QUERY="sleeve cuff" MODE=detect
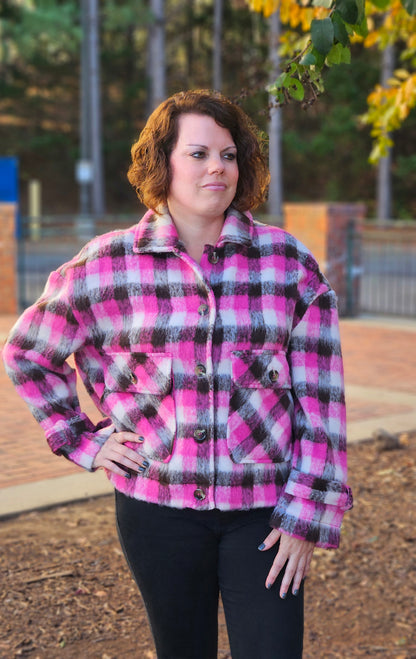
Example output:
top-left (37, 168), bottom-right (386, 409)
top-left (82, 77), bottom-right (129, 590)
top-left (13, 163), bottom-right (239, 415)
top-left (44, 415), bottom-right (115, 471)
top-left (270, 487), bottom-right (353, 549)
top-left (284, 467), bottom-right (353, 511)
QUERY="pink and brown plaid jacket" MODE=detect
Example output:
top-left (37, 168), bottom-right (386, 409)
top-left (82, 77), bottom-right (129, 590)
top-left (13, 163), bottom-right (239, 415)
top-left (3, 208), bottom-right (352, 547)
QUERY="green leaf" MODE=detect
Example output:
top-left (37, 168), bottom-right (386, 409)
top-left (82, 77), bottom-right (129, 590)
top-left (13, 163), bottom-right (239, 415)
top-left (326, 43), bottom-right (342, 65)
top-left (310, 48), bottom-right (326, 68)
top-left (275, 90), bottom-right (286, 105)
top-left (332, 11), bottom-right (350, 45)
top-left (326, 42), bottom-right (351, 65)
top-left (340, 45), bottom-right (351, 63)
top-left (311, 18), bottom-right (335, 55)
top-left (355, 0), bottom-right (366, 22)
top-left (370, 0), bottom-right (392, 8)
top-left (286, 77), bottom-right (305, 101)
top-left (273, 71), bottom-right (291, 88)
top-left (401, 0), bottom-right (416, 14)
top-left (336, 0), bottom-right (359, 24)
top-left (353, 16), bottom-right (369, 37)
top-left (300, 52), bottom-right (317, 66)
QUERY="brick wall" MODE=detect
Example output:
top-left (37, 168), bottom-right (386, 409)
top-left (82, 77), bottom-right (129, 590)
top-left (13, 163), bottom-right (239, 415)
top-left (284, 203), bottom-right (365, 316)
top-left (0, 203), bottom-right (18, 315)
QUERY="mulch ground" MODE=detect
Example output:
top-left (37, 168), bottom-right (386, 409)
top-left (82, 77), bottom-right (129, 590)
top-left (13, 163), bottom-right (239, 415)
top-left (1, 432), bottom-right (415, 659)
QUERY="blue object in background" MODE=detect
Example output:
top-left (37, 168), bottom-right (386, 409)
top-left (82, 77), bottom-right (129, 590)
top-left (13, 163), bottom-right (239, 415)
top-left (0, 156), bottom-right (20, 237)
top-left (0, 157), bottom-right (19, 202)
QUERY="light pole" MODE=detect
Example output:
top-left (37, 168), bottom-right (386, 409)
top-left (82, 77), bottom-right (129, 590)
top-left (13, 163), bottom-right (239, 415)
top-left (78, 0), bottom-right (105, 220)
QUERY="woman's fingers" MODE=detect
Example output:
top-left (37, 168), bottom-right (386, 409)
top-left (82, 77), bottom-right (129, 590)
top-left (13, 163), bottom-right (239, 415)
top-left (93, 432), bottom-right (146, 476)
top-left (258, 528), bottom-right (281, 550)
top-left (259, 530), bottom-right (315, 598)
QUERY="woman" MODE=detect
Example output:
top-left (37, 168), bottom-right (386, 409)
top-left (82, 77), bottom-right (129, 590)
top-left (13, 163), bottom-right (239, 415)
top-left (3, 90), bottom-right (352, 658)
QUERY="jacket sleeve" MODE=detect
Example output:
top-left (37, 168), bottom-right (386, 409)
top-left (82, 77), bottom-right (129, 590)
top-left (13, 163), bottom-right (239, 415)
top-left (270, 276), bottom-right (353, 548)
top-left (2, 265), bottom-right (114, 471)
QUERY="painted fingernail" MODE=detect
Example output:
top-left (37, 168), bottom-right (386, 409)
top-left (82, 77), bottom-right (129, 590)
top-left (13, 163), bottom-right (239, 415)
top-left (142, 460), bottom-right (149, 468)
top-left (124, 472), bottom-right (131, 479)
top-left (138, 435), bottom-right (145, 442)
top-left (258, 543), bottom-right (266, 551)
top-left (293, 589), bottom-right (299, 597)
top-left (138, 466), bottom-right (146, 473)
top-left (266, 583), bottom-right (272, 590)
top-left (281, 592), bottom-right (287, 600)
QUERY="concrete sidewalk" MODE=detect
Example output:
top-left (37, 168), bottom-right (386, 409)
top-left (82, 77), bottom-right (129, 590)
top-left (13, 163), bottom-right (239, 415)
top-left (1, 314), bottom-right (415, 518)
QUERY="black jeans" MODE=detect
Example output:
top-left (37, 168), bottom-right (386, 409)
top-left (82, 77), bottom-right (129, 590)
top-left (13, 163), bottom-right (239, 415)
top-left (115, 492), bottom-right (304, 659)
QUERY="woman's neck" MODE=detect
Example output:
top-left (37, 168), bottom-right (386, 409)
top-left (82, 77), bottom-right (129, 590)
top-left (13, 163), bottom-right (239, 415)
top-left (169, 209), bottom-right (225, 264)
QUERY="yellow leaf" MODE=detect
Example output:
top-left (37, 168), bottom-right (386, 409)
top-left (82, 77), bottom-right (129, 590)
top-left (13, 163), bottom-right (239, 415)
top-left (363, 32), bottom-right (379, 48)
top-left (395, 69), bottom-right (410, 80)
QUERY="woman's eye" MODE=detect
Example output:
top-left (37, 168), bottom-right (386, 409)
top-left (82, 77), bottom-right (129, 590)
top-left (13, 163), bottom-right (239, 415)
top-left (191, 151), bottom-right (206, 159)
top-left (223, 152), bottom-right (236, 161)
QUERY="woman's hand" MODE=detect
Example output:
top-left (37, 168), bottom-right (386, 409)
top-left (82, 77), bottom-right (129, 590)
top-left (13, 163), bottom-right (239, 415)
top-left (93, 432), bottom-right (147, 478)
top-left (259, 530), bottom-right (315, 599)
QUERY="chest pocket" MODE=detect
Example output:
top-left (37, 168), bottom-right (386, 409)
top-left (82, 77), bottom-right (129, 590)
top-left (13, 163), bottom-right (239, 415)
top-left (227, 350), bottom-right (293, 463)
top-left (101, 351), bottom-right (175, 462)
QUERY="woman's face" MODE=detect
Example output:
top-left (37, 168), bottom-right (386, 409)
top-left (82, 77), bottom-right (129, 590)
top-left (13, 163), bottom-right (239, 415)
top-left (167, 113), bottom-right (239, 224)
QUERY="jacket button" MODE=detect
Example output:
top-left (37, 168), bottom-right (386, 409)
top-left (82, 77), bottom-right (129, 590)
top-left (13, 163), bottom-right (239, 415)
top-left (198, 303), bottom-right (209, 316)
top-left (269, 369), bottom-right (279, 383)
top-left (129, 372), bottom-right (138, 384)
top-left (195, 364), bottom-right (206, 376)
top-left (194, 488), bottom-right (206, 501)
top-left (194, 428), bottom-right (207, 442)
top-left (209, 251), bottom-right (219, 264)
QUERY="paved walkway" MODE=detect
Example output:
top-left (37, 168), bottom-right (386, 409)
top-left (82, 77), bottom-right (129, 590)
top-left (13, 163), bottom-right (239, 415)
top-left (1, 314), bottom-right (415, 517)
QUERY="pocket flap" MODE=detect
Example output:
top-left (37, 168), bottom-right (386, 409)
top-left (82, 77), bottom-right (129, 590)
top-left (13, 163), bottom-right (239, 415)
top-left (105, 351), bottom-right (172, 395)
top-left (231, 350), bottom-right (291, 389)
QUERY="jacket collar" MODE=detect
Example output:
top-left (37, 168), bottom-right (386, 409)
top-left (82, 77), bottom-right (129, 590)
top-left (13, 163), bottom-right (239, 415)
top-left (133, 207), bottom-right (253, 254)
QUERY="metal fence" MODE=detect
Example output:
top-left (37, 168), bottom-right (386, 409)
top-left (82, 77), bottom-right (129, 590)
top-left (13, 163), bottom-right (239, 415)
top-left (17, 214), bottom-right (139, 309)
top-left (16, 215), bottom-right (416, 318)
top-left (358, 224), bottom-right (416, 318)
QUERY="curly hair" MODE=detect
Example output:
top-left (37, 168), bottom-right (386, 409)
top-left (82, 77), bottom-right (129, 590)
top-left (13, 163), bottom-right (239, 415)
top-left (127, 90), bottom-right (270, 213)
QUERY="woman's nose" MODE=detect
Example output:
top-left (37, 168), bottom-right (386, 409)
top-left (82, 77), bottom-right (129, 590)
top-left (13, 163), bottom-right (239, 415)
top-left (208, 155), bottom-right (224, 173)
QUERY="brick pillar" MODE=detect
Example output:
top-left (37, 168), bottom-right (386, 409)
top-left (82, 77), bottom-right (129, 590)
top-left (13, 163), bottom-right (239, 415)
top-left (0, 203), bottom-right (18, 314)
top-left (284, 203), bottom-right (365, 316)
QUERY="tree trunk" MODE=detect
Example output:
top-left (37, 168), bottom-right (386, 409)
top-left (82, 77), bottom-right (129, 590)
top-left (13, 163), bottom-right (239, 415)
top-left (268, 10), bottom-right (283, 222)
top-left (376, 43), bottom-right (394, 222)
top-left (213, 0), bottom-right (223, 91)
top-left (87, 0), bottom-right (105, 216)
top-left (149, 0), bottom-right (166, 111)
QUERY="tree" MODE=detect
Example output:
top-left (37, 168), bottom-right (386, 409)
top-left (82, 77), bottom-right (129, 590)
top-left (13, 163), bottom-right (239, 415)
top-left (1, 0), bottom-right (414, 216)
top-left (213, 0), bottom-right (223, 90)
top-left (376, 43), bottom-right (394, 221)
top-left (268, 11), bottom-right (283, 218)
top-left (247, 0), bottom-right (416, 163)
top-left (149, 0), bottom-right (166, 110)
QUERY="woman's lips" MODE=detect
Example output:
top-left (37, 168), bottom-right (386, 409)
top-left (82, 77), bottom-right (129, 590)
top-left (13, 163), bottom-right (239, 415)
top-left (202, 182), bottom-right (227, 190)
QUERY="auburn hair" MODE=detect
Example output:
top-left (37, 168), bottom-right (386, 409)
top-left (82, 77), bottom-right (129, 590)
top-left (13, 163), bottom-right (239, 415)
top-left (127, 90), bottom-right (270, 212)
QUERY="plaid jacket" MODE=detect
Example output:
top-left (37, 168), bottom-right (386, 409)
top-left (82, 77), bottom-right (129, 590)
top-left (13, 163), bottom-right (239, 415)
top-left (3, 208), bottom-right (352, 548)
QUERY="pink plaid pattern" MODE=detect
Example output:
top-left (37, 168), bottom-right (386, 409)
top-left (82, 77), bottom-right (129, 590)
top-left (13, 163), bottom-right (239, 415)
top-left (3, 208), bottom-right (352, 548)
